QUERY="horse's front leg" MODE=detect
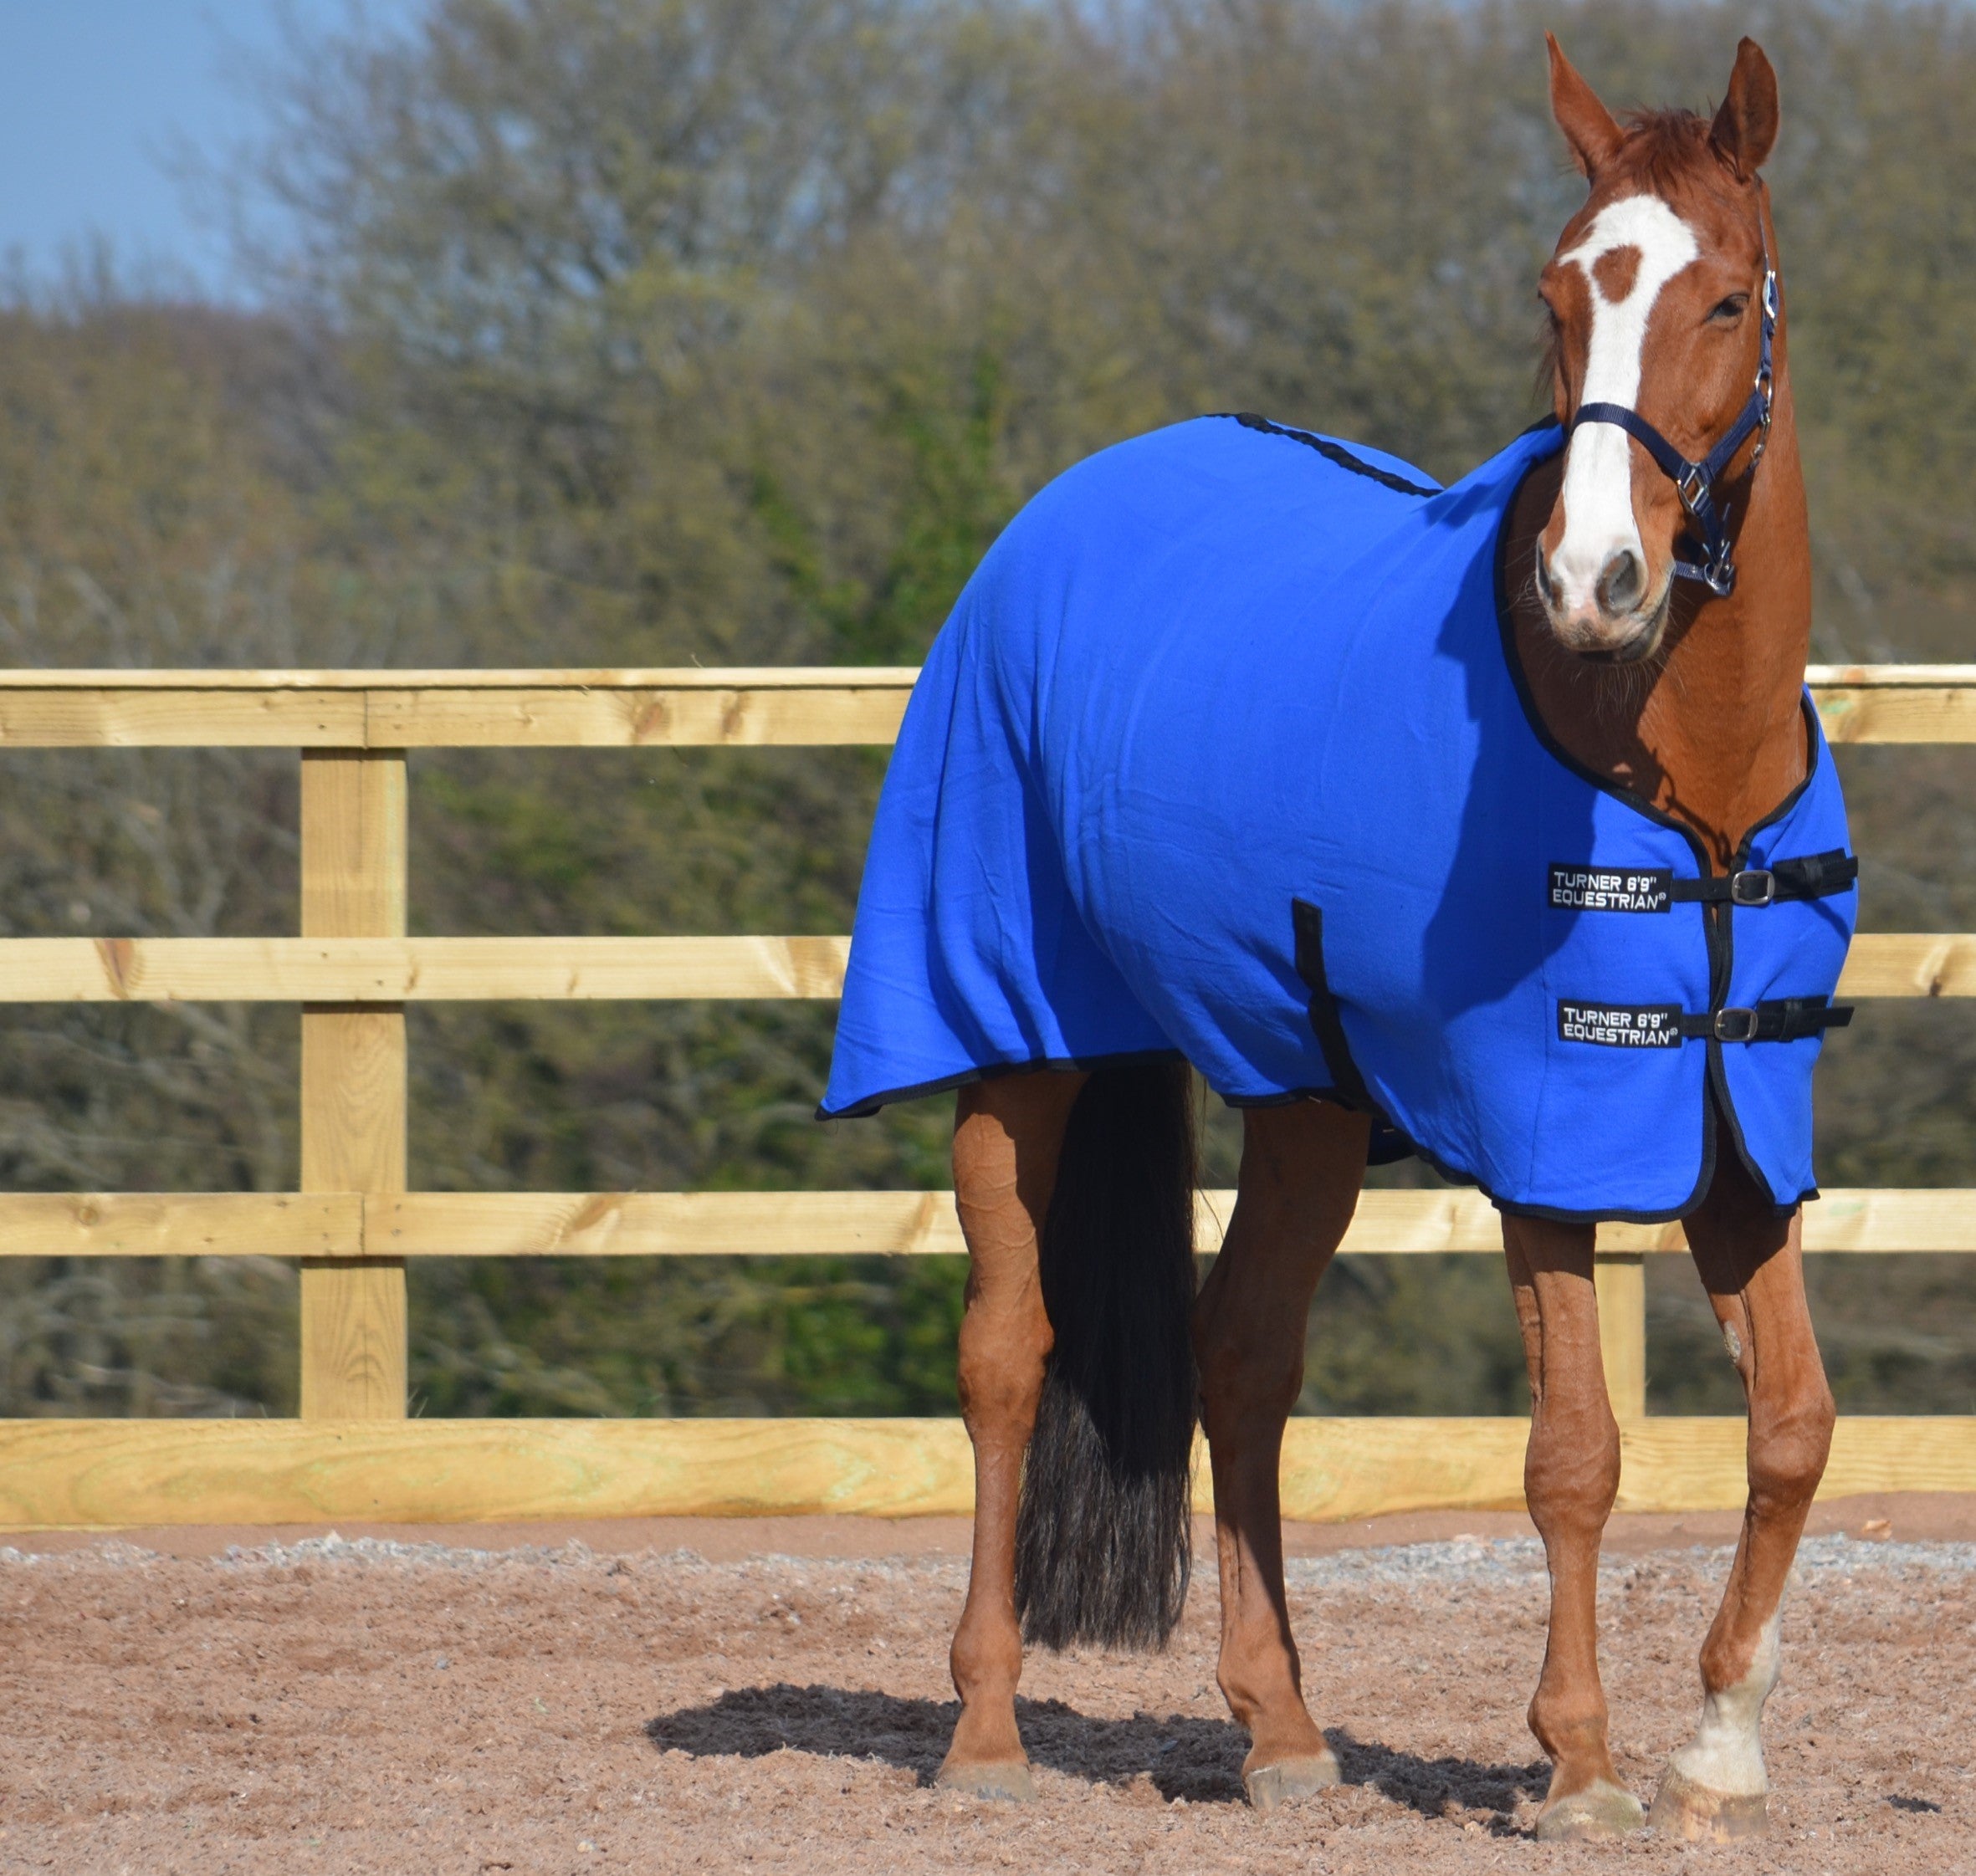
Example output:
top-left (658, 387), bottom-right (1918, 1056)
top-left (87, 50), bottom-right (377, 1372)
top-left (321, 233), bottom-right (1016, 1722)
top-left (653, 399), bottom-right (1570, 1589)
top-left (1649, 1152), bottom-right (1834, 1842)
top-left (1503, 1214), bottom-right (1644, 1841)
top-left (938, 1069), bottom-right (1087, 1800)
top-left (1193, 1100), bottom-right (1368, 1812)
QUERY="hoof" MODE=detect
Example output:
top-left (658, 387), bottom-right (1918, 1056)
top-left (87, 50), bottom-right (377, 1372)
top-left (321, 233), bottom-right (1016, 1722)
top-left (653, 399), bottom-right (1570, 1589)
top-left (1649, 1766), bottom-right (1768, 1842)
top-left (1244, 1751), bottom-right (1343, 1813)
top-left (935, 1757), bottom-right (1036, 1802)
top-left (1534, 1780), bottom-right (1646, 1842)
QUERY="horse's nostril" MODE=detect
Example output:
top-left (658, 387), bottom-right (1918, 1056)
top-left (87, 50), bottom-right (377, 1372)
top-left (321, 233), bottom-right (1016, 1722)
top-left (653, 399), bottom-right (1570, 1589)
top-left (1597, 550), bottom-right (1645, 615)
top-left (1537, 547), bottom-right (1564, 611)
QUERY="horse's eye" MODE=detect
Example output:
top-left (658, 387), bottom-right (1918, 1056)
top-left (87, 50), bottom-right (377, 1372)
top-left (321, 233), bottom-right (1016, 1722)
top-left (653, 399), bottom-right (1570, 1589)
top-left (1708, 294), bottom-right (1749, 324)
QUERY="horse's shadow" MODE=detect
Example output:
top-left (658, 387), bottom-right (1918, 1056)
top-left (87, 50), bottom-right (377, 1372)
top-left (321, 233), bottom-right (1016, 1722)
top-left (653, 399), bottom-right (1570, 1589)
top-left (646, 1684), bottom-right (1548, 1820)
top-left (1330, 1730), bottom-right (1549, 1833)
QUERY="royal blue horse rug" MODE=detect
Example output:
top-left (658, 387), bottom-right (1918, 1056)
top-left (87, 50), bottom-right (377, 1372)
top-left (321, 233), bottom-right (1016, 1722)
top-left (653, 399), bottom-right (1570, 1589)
top-left (819, 415), bottom-right (1856, 1221)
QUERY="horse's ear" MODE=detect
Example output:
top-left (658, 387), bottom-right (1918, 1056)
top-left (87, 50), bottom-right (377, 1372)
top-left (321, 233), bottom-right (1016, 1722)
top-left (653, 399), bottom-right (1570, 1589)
top-left (1709, 38), bottom-right (1779, 178)
top-left (1547, 33), bottom-right (1623, 181)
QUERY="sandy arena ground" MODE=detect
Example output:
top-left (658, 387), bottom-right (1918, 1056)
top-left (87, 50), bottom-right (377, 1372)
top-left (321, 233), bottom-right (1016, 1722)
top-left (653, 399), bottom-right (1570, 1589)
top-left (2, 1495), bottom-right (1973, 1874)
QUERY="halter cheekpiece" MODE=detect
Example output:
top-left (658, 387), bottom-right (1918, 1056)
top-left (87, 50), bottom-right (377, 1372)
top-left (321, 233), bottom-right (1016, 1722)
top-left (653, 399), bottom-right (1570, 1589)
top-left (1567, 227), bottom-right (1778, 599)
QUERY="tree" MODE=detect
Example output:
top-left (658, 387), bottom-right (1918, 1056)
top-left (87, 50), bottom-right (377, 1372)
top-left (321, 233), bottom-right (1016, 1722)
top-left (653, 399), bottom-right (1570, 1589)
top-left (4, 0), bottom-right (1975, 1417)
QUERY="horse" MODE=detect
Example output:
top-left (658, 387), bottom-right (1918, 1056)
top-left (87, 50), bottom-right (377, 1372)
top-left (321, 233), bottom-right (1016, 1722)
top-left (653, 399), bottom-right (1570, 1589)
top-left (820, 34), bottom-right (1848, 1843)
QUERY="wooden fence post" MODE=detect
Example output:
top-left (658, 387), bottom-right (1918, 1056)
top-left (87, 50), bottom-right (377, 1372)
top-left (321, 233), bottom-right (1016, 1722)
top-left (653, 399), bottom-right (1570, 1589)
top-left (298, 749), bottom-right (407, 1419)
top-left (1595, 1250), bottom-right (1647, 1421)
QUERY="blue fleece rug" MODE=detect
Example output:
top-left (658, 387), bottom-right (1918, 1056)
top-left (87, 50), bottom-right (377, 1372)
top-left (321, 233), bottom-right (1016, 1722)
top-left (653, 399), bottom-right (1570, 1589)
top-left (820, 415), bottom-right (1855, 1222)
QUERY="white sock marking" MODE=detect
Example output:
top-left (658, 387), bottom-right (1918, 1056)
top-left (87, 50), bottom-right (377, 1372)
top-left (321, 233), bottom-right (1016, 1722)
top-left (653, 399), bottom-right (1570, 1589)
top-left (1554, 196), bottom-right (1700, 611)
top-left (1668, 1608), bottom-right (1780, 1797)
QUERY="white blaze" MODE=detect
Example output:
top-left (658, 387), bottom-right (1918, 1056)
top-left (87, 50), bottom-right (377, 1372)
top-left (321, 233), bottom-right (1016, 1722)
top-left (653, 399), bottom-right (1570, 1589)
top-left (1554, 195), bottom-right (1700, 615)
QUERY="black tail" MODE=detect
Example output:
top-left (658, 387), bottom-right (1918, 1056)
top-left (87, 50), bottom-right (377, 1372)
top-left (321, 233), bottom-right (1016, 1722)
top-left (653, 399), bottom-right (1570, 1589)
top-left (1014, 1060), bottom-right (1198, 1652)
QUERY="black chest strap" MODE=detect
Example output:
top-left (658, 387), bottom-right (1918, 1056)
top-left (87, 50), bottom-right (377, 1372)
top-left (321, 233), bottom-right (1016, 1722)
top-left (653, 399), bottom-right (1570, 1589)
top-left (1679, 997), bottom-right (1852, 1044)
top-left (1668, 849), bottom-right (1857, 908)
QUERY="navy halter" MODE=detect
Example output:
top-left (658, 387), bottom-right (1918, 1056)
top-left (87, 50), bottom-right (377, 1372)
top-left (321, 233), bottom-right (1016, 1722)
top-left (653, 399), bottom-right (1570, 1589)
top-left (1567, 233), bottom-right (1779, 599)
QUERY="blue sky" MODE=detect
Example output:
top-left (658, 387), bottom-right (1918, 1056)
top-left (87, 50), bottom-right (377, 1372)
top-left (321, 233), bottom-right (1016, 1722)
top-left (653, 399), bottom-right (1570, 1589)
top-left (0, 1), bottom-right (426, 298)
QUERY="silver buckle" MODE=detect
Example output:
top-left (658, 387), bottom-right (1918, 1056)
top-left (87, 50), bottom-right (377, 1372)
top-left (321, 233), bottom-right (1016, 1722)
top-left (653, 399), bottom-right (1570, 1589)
top-left (1730, 867), bottom-right (1776, 907)
top-left (1712, 1007), bottom-right (1758, 1042)
top-left (1752, 365), bottom-right (1775, 473)
top-left (1677, 465), bottom-right (1710, 514)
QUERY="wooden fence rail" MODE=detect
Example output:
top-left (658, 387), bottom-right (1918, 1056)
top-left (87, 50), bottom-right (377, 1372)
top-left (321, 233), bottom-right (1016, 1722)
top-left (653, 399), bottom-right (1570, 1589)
top-left (0, 932), bottom-right (1967, 1003)
top-left (4, 1186), bottom-right (1975, 1260)
top-left (0, 664), bottom-right (1973, 1529)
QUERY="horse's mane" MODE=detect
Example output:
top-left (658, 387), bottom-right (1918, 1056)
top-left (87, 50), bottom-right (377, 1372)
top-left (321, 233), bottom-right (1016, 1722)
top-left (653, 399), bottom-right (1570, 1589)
top-left (1612, 107), bottom-right (1717, 192)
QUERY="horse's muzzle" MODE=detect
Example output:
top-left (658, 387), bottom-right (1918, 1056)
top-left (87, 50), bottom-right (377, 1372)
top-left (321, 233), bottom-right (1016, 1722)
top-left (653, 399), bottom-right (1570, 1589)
top-left (1535, 544), bottom-right (1670, 663)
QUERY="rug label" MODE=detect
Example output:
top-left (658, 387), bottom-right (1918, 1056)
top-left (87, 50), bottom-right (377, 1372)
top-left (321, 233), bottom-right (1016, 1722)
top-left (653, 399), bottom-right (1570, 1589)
top-left (1548, 864), bottom-right (1674, 913)
top-left (1556, 1000), bottom-right (1687, 1048)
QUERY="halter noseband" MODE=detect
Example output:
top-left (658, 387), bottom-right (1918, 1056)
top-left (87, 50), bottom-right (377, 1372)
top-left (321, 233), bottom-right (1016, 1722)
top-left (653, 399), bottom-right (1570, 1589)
top-left (1565, 234), bottom-right (1779, 600)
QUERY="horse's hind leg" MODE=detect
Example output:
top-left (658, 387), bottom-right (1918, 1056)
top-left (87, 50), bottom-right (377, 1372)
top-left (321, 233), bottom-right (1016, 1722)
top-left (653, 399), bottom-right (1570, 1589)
top-left (1192, 1100), bottom-right (1368, 1812)
top-left (1649, 1153), bottom-right (1833, 1842)
top-left (938, 1069), bottom-right (1088, 1800)
top-left (1502, 1215), bottom-right (1644, 1841)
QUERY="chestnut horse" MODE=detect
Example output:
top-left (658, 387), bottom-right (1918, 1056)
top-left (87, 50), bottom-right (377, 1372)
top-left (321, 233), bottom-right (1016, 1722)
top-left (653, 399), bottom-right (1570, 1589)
top-left (926, 38), bottom-right (1826, 1843)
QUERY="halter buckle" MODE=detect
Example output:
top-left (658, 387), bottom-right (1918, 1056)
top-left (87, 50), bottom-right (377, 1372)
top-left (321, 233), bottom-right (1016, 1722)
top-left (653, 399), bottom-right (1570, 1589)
top-left (1677, 464), bottom-right (1711, 514)
top-left (1761, 268), bottom-right (1779, 321)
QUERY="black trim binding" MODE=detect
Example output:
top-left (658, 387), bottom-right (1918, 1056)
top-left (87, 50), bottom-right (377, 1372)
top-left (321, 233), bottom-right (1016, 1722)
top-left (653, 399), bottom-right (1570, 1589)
top-left (1222, 1085), bottom-right (1340, 1109)
top-left (1224, 1082), bottom-right (1421, 1168)
top-left (814, 1047), bottom-right (1184, 1121)
top-left (1217, 412), bottom-right (1441, 499)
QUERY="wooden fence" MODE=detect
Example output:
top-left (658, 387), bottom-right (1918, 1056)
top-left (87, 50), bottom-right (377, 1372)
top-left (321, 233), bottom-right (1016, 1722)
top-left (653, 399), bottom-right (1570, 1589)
top-left (2, 663), bottom-right (1974, 1530)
